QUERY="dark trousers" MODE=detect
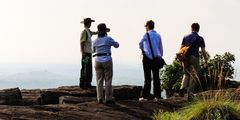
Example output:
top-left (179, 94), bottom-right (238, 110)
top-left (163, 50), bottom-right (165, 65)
top-left (80, 53), bottom-right (92, 88)
top-left (142, 56), bottom-right (161, 99)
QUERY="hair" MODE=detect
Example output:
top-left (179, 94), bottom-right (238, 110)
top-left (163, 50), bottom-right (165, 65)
top-left (146, 20), bottom-right (155, 30)
top-left (191, 23), bottom-right (200, 32)
top-left (98, 33), bottom-right (107, 38)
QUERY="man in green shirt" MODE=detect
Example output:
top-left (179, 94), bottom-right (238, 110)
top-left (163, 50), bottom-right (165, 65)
top-left (80, 18), bottom-right (96, 89)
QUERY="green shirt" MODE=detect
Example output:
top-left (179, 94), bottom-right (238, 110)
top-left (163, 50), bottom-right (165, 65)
top-left (80, 28), bottom-right (92, 53)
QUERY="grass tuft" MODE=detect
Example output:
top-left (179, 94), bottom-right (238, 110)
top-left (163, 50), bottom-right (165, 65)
top-left (153, 97), bottom-right (240, 120)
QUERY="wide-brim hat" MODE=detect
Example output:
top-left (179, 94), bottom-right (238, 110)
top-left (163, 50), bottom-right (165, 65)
top-left (97, 23), bottom-right (110, 34)
top-left (80, 18), bottom-right (95, 24)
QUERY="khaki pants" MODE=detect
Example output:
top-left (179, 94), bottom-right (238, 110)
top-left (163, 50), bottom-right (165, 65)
top-left (95, 60), bottom-right (113, 101)
top-left (181, 56), bottom-right (200, 93)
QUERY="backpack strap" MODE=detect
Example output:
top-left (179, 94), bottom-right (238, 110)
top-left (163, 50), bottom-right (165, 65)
top-left (146, 32), bottom-right (155, 59)
top-left (186, 35), bottom-right (200, 56)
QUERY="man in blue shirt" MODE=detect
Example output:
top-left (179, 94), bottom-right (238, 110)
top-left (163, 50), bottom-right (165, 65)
top-left (139, 20), bottom-right (164, 101)
top-left (179, 23), bottom-right (208, 100)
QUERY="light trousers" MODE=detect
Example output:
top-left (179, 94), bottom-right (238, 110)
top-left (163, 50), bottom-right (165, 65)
top-left (181, 56), bottom-right (200, 93)
top-left (95, 60), bottom-right (113, 101)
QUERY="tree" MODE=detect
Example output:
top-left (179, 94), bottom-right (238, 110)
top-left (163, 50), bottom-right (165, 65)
top-left (201, 52), bottom-right (235, 89)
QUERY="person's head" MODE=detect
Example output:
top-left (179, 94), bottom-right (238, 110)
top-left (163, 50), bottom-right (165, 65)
top-left (145, 20), bottom-right (155, 31)
top-left (81, 18), bottom-right (95, 28)
top-left (97, 23), bottom-right (110, 37)
top-left (191, 23), bottom-right (200, 32)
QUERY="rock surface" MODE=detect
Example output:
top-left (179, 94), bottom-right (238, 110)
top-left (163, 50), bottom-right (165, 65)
top-left (0, 85), bottom-right (239, 120)
top-left (0, 88), bottom-right (23, 105)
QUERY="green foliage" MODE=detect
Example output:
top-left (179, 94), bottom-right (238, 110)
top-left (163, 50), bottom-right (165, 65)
top-left (153, 97), bottom-right (240, 120)
top-left (160, 60), bottom-right (183, 96)
top-left (200, 52), bottom-right (235, 89)
top-left (157, 52), bottom-right (238, 120)
top-left (207, 52), bottom-right (235, 79)
top-left (160, 52), bottom-right (235, 96)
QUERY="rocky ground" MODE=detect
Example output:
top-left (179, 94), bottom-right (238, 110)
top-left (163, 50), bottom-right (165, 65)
top-left (0, 81), bottom-right (239, 120)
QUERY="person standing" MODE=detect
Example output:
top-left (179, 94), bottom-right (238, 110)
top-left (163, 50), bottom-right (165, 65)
top-left (93, 23), bottom-right (119, 104)
top-left (139, 20), bottom-right (164, 101)
top-left (178, 23), bottom-right (208, 100)
top-left (79, 18), bottom-right (96, 89)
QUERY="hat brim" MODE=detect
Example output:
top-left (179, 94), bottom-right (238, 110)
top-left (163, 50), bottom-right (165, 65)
top-left (80, 20), bottom-right (95, 24)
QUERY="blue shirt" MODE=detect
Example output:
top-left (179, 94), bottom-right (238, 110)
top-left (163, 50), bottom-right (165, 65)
top-left (181, 32), bottom-right (205, 58)
top-left (93, 35), bottom-right (119, 62)
top-left (139, 30), bottom-right (163, 59)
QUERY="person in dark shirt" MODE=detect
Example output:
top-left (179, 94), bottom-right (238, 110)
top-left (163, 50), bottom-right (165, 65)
top-left (179, 23), bottom-right (208, 100)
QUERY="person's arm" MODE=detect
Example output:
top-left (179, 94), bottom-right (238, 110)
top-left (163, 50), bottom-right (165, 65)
top-left (159, 36), bottom-right (163, 57)
top-left (199, 37), bottom-right (208, 68)
top-left (113, 41), bottom-right (119, 48)
top-left (139, 34), bottom-right (146, 55)
top-left (180, 37), bottom-right (186, 49)
top-left (201, 47), bottom-right (208, 68)
top-left (90, 30), bottom-right (98, 35)
top-left (108, 37), bottom-right (119, 48)
top-left (80, 30), bottom-right (88, 57)
top-left (80, 41), bottom-right (85, 54)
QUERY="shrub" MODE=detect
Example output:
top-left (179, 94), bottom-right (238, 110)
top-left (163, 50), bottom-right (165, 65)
top-left (160, 60), bottom-right (183, 97)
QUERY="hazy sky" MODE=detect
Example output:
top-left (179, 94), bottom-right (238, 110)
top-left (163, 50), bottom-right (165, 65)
top-left (0, 0), bottom-right (239, 67)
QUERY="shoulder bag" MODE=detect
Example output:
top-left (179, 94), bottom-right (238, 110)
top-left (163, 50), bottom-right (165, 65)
top-left (176, 36), bottom-right (200, 61)
top-left (146, 32), bottom-right (166, 68)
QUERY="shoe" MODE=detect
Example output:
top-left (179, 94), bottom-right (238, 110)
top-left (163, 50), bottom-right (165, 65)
top-left (139, 97), bottom-right (148, 102)
top-left (179, 89), bottom-right (185, 97)
top-left (153, 97), bottom-right (163, 102)
top-left (105, 100), bottom-right (115, 104)
top-left (86, 85), bottom-right (95, 89)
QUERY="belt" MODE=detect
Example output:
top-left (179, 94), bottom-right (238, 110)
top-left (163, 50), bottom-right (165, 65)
top-left (93, 53), bottom-right (111, 57)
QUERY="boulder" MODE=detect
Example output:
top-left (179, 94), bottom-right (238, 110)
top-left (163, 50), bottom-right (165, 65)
top-left (59, 96), bottom-right (96, 104)
top-left (0, 88), bottom-right (23, 105)
top-left (40, 86), bottom-right (96, 105)
top-left (21, 89), bottom-right (42, 105)
top-left (196, 87), bottom-right (240, 101)
top-left (226, 80), bottom-right (240, 88)
top-left (113, 85), bottom-right (142, 100)
top-left (40, 85), bottom-right (142, 105)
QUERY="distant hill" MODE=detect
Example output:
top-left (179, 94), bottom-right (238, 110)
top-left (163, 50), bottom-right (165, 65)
top-left (0, 71), bottom-right (77, 89)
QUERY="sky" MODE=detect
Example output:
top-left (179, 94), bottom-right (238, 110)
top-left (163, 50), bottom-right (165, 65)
top-left (0, 0), bottom-right (239, 71)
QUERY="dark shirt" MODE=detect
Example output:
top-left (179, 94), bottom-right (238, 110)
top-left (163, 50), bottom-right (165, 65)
top-left (181, 32), bottom-right (205, 58)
